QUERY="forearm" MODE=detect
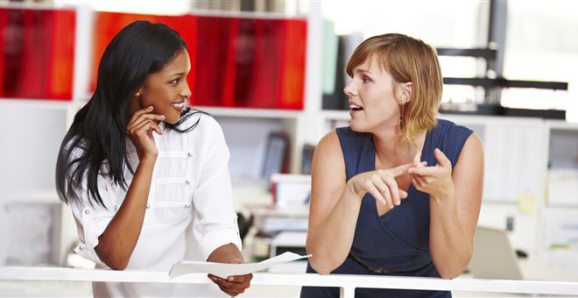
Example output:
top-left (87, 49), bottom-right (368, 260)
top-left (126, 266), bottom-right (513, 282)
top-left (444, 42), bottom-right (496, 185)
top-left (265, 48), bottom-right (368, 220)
top-left (207, 243), bottom-right (243, 263)
top-left (429, 196), bottom-right (472, 279)
top-left (307, 186), bottom-right (362, 274)
top-left (95, 157), bottom-right (156, 270)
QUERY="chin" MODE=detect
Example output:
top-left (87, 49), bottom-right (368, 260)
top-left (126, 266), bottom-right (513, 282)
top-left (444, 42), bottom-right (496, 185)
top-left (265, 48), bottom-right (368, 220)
top-left (350, 122), bottom-right (368, 133)
top-left (165, 117), bottom-right (180, 125)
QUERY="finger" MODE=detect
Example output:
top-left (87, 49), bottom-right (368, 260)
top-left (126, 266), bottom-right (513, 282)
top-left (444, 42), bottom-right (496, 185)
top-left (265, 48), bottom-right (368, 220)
top-left (382, 174), bottom-right (401, 206)
top-left (411, 176), bottom-right (421, 191)
top-left (127, 116), bottom-right (164, 136)
top-left (128, 106), bottom-right (154, 124)
top-left (370, 173), bottom-right (393, 208)
top-left (128, 113), bottom-right (166, 129)
top-left (435, 148), bottom-right (452, 168)
top-left (370, 174), bottom-right (392, 207)
top-left (364, 180), bottom-right (387, 206)
top-left (413, 173), bottom-right (426, 186)
top-left (226, 289), bottom-right (243, 297)
top-left (133, 120), bottom-right (163, 136)
top-left (408, 166), bottom-right (441, 176)
top-left (399, 189), bottom-right (408, 199)
top-left (388, 162), bottom-right (417, 177)
top-left (226, 282), bottom-right (248, 292)
top-left (227, 274), bottom-right (252, 284)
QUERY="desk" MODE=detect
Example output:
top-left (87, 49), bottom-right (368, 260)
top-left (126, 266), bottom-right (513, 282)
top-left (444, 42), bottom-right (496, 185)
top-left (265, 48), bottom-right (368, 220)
top-left (2, 267), bottom-right (578, 298)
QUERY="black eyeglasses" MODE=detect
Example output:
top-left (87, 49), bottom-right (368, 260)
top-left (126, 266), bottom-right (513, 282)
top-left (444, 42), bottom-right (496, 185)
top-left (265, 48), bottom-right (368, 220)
top-left (349, 252), bottom-right (394, 274)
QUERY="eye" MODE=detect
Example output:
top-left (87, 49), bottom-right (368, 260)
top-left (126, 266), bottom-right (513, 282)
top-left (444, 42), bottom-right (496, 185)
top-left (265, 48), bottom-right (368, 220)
top-left (361, 76), bottom-right (371, 83)
top-left (169, 78), bottom-right (180, 85)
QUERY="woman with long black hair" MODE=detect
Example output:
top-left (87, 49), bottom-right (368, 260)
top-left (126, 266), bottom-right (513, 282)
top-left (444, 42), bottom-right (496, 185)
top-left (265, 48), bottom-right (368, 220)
top-left (56, 20), bottom-right (251, 297)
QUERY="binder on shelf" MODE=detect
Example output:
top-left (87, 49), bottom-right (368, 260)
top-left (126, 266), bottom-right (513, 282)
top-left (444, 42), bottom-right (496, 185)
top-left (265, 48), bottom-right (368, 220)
top-left (270, 173), bottom-right (311, 208)
top-left (0, 7), bottom-right (76, 100)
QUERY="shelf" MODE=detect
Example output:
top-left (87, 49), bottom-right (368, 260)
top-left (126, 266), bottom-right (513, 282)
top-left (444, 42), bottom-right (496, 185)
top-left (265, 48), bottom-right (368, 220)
top-left (320, 110), bottom-right (350, 121)
top-left (443, 77), bottom-right (568, 91)
top-left (196, 106), bottom-right (302, 120)
top-left (0, 99), bottom-right (72, 110)
top-left (436, 47), bottom-right (497, 60)
top-left (546, 120), bottom-right (578, 130)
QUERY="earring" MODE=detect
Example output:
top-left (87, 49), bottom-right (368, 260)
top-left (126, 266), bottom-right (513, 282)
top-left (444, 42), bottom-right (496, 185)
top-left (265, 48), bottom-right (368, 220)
top-left (399, 103), bottom-right (405, 130)
top-left (135, 92), bottom-right (141, 97)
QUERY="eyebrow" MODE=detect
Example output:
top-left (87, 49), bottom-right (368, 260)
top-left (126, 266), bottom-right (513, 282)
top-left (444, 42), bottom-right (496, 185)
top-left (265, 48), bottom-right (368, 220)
top-left (168, 72), bottom-right (186, 79)
top-left (354, 69), bottom-right (373, 75)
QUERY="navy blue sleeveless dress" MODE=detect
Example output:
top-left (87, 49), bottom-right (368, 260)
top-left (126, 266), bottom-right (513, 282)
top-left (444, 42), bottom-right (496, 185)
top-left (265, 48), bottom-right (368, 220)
top-left (301, 119), bottom-right (472, 298)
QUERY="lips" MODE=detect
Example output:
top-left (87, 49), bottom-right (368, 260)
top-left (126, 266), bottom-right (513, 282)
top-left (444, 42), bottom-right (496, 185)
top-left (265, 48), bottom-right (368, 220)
top-left (171, 101), bottom-right (186, 113)
top-left (349, 103), bottom-right (364, 112)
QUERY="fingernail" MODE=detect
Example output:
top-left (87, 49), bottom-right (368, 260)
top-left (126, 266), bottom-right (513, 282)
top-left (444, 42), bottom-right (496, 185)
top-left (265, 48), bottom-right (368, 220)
top-left (228, 277), bottom-right (234, 281)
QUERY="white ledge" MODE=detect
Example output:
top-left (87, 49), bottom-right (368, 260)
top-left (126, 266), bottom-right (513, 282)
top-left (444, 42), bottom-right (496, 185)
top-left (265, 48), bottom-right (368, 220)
top-left (2, 267), bottom-right (578, 297)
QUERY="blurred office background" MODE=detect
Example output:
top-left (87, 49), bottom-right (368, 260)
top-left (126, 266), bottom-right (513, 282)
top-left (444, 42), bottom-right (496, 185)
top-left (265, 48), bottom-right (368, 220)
top-left (0, 0), bottom-right (578, 296)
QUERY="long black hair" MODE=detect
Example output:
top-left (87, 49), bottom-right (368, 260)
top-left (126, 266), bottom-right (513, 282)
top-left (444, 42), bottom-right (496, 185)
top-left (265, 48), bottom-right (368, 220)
top-left (56, 20), bottom-right (201, 207)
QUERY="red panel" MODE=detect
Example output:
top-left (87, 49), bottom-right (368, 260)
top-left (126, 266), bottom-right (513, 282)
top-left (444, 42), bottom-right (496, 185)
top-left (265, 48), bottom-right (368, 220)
top-left (0, 8), bottom-right (75, 100)
top-left (91, 12), bottom-right (307, 110)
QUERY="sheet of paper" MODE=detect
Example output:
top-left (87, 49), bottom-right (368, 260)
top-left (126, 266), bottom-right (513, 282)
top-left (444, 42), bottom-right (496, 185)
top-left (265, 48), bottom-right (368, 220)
top-left (169, 252), bottom-right (310, 279)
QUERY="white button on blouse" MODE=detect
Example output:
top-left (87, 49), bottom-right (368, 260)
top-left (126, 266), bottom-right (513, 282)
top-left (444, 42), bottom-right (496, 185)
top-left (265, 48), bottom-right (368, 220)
top-left (68, 114), bottom-right (241, 297)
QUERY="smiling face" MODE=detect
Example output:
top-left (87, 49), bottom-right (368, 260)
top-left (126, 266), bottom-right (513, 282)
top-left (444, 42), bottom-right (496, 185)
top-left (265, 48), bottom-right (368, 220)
top-left (344, 54), bottom-right (406, 134)
top-left (133, 49), bottom-right (191, 124)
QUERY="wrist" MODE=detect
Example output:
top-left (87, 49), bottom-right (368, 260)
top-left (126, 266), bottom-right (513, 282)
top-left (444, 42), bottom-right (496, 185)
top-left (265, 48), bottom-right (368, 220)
top-left (430, 189), bottom-right (456, 204)
top-left (346, 181), bottom-right (365, 200)
top-left (139, 154), bottom-right (157, 165)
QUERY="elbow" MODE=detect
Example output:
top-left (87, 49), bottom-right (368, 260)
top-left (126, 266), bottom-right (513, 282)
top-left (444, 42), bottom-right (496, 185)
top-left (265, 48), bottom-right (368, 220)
top-left (438, 270), bottom-right (462, 280)
top-left (95, 245), bottom-right (130, 270)
top-left (107, 260), bottom-right (129, 271)
top-left (436, 250), bottom-right (473, 280)
top-left (307, 249), bottom-right (338, 275)
top-left (309, 258), bottom-right (333, 275)
top-left (101, 254), bottom-right (129, 270)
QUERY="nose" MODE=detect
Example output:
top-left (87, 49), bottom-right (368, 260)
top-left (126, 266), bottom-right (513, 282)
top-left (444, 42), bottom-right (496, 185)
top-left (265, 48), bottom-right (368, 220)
top-left (343, 80), bottom-right (356, 97)
top-left (180, 82), bottom-right (192, 100)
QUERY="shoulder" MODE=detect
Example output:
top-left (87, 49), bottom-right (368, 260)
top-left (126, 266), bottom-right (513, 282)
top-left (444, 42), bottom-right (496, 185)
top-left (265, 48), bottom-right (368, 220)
top-left (435, 118), bottom-right (472, 136)
top-left (432, 118), bottom-right (476, 166)
top-left (313, 130), bottom-right (345, 179)
top-left (433, 118), bottom-right (473, 142)
top-left (174, 110), bottom-right (224, 139)
top-left (317, 130), bottom-right (340, 153)
top-left (180, 110), bottom-right (220, 130)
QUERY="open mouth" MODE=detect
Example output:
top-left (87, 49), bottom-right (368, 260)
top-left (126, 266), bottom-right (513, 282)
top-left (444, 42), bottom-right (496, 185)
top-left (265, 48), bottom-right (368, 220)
top-left (349, 104), bottom-right (364, 112)
top-left (171, 102), bottom-right (185, 109)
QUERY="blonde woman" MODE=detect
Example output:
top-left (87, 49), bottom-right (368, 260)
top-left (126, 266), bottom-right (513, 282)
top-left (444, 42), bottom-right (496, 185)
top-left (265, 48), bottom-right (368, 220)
top-left (302, 33), bottom-right (484, 298)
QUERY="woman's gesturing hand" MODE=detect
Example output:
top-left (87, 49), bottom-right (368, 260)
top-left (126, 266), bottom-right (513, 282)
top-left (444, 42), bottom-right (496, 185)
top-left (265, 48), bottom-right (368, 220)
top-left (127, 106), bottom-right (165, 160)
top-left (409, 148), bottom-right (455, 201)
top-left (347, 162), bottom-right (422, 209)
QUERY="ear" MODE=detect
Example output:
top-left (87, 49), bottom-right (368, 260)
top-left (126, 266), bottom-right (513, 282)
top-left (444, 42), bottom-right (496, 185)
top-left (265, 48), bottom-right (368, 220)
top-left (398, 82), bottom-right (413, 104)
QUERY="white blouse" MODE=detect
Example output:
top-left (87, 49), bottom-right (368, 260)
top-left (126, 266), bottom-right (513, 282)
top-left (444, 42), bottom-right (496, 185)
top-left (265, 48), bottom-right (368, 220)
top-left (68, 113), bottom-right (241, 297)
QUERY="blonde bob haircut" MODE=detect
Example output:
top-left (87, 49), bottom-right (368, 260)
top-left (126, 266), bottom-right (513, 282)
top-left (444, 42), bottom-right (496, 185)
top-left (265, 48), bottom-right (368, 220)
top-left (346, 33), bottom-right (443, 143)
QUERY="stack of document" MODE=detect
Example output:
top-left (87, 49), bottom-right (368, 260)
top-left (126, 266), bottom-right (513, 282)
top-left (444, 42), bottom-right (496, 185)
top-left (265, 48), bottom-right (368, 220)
top-left (169, 252), bottom-right (310, 279)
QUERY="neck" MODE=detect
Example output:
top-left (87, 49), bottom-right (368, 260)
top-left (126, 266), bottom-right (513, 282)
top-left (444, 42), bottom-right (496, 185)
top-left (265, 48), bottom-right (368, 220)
top-left (372, 128), bottom-right (426, 166)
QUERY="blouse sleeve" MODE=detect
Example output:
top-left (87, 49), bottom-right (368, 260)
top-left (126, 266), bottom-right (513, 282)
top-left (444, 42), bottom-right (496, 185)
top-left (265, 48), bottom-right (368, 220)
top-left (67, 149), bottom-right (116, 265)
top-left (191, 117), bottom-right (242, 261)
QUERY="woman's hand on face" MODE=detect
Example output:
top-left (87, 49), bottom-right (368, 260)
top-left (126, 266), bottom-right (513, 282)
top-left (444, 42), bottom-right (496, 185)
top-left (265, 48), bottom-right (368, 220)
top-left (126, 106), bottom-right (165, 160)
top-left (408, 148), bottom-right (455, 201)
top-left (347, 162), bottom-right (421, 209)
top-left (208, 272), bottom-right (252, 297)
